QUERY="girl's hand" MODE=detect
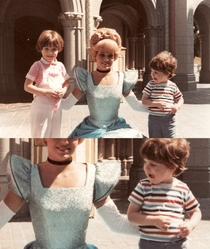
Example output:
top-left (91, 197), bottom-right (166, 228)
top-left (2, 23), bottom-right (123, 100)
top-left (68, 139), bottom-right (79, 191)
top-left (45, 89), bottom-right (61, 100)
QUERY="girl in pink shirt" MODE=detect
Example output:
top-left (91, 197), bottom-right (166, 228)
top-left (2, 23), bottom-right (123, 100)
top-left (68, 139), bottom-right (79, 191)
top-left (24, 30), bottom-right (70, 138)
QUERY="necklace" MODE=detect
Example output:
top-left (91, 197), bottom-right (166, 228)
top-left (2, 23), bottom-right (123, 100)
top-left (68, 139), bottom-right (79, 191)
top-left (47, 157), bottom-right (72, 166)
top-left (96, 68), bottom-right (111, 73)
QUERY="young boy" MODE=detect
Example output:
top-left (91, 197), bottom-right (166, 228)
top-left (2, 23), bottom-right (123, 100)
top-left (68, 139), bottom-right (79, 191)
top-left (142, 51), bottom-right (184, 137)
top-left (127, 138), bottom-right (201, 249)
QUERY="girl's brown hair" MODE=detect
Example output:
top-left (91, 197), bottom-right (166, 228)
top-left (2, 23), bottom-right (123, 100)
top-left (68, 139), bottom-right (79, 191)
top-left (36, 30), bottom-right (64, 52)
top-left (149, 51), bottom-right (177, 79)
top-left (140, 138), bottom-right (190, 176)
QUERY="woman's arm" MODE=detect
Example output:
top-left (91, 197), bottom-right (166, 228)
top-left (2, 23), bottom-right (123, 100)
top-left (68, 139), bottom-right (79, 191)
top-left (61, 87), bottom-right (84, 110)
top-left (0, 191), bottom-right (24, 229)
top-left (95, 197), bottom-right (139, 236)
top-left (124, 91), bottom-right (147, 112)
top-left (4, 190), bottom-right (24, 213)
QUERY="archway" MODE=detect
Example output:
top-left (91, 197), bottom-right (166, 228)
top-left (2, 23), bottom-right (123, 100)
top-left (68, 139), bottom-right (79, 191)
top-left (194, 2), bottom-right (210, 83)
top-left (14, 16), bottom-right (63, 101)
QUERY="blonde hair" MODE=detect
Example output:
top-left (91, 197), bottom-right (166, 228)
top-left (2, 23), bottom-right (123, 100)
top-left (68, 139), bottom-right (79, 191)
top-left (149, 51), bottom-right (177, 79)
top-left (89, 28), bottom-right (121, 61)
top-left (36, 30), bottom-right (64, 52)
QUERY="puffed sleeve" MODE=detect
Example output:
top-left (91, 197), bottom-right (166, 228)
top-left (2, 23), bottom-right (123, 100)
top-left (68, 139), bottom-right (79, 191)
top-left (93, 160), bottom-right (121, 202)
top-left (6, 155), bottom-right (32, 202)
top-left (74, 67), bottom-right (89, 93)
top-left (122, 70), bottom-right (138, 94)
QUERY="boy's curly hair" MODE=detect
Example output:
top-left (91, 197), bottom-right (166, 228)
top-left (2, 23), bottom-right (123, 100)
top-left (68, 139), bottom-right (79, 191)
top-left (140, 138), bottom-right (190, 176)
top-left (89, 27), bottom-right (121, 61)
top-left (149, 51), bottom-right (177, 79)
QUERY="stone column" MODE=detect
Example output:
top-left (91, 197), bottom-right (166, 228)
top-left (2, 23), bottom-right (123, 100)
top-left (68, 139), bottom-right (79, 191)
top-left (128, 138), bottom-right (146, 194)
top-left (174, 0), bottom-right (196, 90)
top-left (142, 26), bottom-right (163, 88)
top-left (0, 139), bottom-right (10, 200)
top-left (199, 33), bottom-right (210, 83)
top-left (182, 139), bottom-right (210, 198)
top-left (128, 37), bottom-right (136, 69)
top-left (59, 12), bottom-right (83, 77)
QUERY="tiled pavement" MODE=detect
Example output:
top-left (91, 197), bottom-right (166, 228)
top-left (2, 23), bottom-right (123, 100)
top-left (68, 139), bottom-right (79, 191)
top-left (0, 83), bottom-right (210, 138)
top-left (0, 197), bottom-right (209, 249)
top-left (0, 83), bottom-right (210, 248)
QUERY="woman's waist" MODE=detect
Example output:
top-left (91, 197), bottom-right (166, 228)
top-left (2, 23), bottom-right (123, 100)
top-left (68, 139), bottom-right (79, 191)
top-left (87, 116), bottom-right (120, 128)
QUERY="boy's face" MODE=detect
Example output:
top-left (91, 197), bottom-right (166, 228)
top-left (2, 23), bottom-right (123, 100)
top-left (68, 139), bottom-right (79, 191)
top-left (151, 69), bottom-right (169, 84)
top-left (143, 158), bottom-right (175, 184)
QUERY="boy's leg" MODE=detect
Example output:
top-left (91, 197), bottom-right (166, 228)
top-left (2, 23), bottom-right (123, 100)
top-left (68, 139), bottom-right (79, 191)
top-left (161, 115), bottom-right (177, 138)
top-left (148, 115), bottom-right (163, 138)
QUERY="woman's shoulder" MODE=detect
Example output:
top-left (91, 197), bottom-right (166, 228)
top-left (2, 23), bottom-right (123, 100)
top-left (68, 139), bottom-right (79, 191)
top-left (74, 67), bottom-right (90, 92)
top-left (121, 70), bottom-right (138, 94)
top-left (7, 155), bottom-right (33, 201)
top-left (93, 160), bottom-right (121, 202)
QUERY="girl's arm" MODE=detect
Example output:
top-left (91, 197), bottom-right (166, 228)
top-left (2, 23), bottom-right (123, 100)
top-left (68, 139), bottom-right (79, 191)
top-left (127, 202), bottom-right (171, 231)
top-left (94, 197), bottom-right (139, 236)
top-left (60, 80), bottom-right (70, 97)
top-left (0, 191), bottom-right (24, 229)
top-left (179, 207), bottom-right (201, 237)
top-left (24, 78), bottom-right (61, 100)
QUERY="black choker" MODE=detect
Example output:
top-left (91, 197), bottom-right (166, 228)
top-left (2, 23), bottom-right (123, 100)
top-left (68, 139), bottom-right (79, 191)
top-left (47, 157), bottom-right (72, 165)
top-left (96, 68), bottom-right (111, 73)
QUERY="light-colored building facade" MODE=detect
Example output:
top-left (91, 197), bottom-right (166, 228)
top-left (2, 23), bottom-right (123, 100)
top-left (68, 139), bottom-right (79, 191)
top-left (1, 0), bottom-right (210, 101)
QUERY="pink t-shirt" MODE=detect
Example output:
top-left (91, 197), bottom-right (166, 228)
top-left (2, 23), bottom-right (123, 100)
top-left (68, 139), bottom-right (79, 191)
top-left (26, 57), bottom-right (70, 109)
top-left (26, 57), bottom-right (69, 90)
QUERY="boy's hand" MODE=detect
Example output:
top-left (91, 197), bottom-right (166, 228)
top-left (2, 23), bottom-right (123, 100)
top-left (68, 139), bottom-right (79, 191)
top-left (179, 222), bottom-right (193, 237)
top-left (171, 104), bottom-right (179, 114)
top-left (155, 101), bottom-right (167, 110)
top-left (154, 216), bottom-right (171, 231)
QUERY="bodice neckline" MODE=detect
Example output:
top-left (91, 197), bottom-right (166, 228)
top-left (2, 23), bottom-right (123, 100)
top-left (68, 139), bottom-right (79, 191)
top-left (34, 163), bottom-right (89, 189)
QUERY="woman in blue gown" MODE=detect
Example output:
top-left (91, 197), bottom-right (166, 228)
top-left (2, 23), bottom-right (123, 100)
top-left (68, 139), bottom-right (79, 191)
top-left (62, 28), bottom-right (145, 138)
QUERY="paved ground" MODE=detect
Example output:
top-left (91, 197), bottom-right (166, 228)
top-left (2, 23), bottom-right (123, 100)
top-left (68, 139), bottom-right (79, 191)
top-left (0, 197), bottom-right (209, 249)
top-left (0, 83), bottom-right (210, 138)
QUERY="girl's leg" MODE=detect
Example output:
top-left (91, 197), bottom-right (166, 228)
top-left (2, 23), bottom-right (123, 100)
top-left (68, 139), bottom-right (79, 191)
top-left (30, 100), bottom-right (52, 138)
top-left (50, 107), bottom-right (62, 137)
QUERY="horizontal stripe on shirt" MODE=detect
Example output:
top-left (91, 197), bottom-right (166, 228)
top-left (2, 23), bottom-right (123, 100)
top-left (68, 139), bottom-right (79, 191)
top-left (128, 178), bottom-right (199, 242)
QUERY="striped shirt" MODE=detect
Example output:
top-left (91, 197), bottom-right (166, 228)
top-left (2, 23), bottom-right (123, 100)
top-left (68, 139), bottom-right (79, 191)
top-left (142, 80), bottom-right (183, 116)
top-left (128, 178), bottom-right (199, 242)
